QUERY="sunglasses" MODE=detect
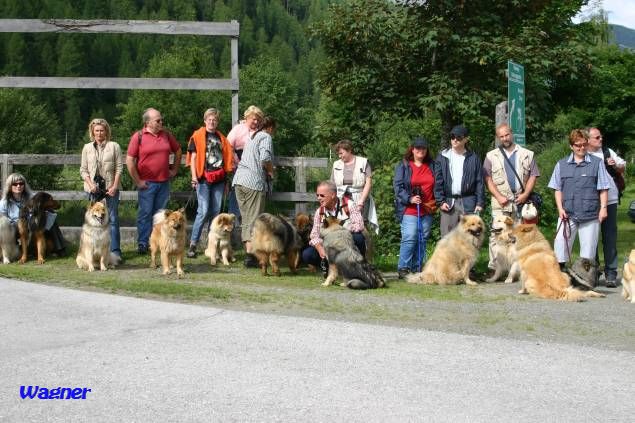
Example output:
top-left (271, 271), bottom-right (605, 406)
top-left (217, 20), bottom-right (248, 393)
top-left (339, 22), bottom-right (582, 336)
top-left (316, 193), bottom-right (327, 198)
top-left (12, 181), bottom-right (25, 186)
top-left (572, 143), bottom-right (587, 149)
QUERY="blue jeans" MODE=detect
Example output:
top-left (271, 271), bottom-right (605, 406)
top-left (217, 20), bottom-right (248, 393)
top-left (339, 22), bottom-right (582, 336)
top-left (398, 214), bottom-right (432, 272)
top-left (190, 180), bottom-right (224, 245)
top-left (87, 191), bottom-right (121, 254)
top-left (227, 187), bottom-right (241, 221)
top-left (137, 181), bottom-right (170, 247)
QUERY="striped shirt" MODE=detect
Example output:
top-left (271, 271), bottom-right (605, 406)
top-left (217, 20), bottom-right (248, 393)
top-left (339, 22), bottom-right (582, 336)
top-left (308, 201), bottom-right (365, 247)
top-left (232, 130), bottom-right (274, 191)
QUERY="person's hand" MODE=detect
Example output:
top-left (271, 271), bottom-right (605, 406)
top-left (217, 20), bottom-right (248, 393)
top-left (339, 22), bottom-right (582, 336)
top-left (440, 202), bottom-right (450, 212)
top-left (474, 206), bottom-right (483, 214)
top-left (136, 180), bottom-right (148, 190)
top-left (599, 207), bottom-right (608, 223)
top-left (106, 186), bottom-right (118, 197)
top-left (606, 157), bottom-right (616, 166)
top-left (191, 179), bottom-right (198, 189)
top-left (356, 203), bottom-right (364, 211)
top-left (316, 244), bottom-right (326, 259)
top-left (89, 183), bottom-right (97, 193)
top-left (497, 194), bottom-right (510, 206)
top-left (558, 208), bottom-right (568, 220)
top-left (514, 192), bottom-right (529, 205)
top-left (169, 167), bottom-right (178, 178)
top-left (410, 195), bottom-right (421, 205)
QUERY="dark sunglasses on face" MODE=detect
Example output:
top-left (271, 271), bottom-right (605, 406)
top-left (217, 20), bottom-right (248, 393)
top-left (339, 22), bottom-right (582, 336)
top-left (12, 181), bottom-right (25, 186)
top-left (316, 193), bottom-right (327, 198)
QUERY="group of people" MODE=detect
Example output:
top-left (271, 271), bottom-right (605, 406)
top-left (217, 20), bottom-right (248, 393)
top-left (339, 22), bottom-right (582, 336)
top-left (392, 123), bottom-right (626, 287)
top-left (0, 109), bottom-right (626, 288)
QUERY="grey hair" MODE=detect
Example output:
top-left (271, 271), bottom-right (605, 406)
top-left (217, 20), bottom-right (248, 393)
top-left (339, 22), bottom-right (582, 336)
top-left (2, 173), bottom-right (32, 203)
top-left (317, 180), bottom-right (337, 193)
top-left (142, 108), bottom-right (160, 123)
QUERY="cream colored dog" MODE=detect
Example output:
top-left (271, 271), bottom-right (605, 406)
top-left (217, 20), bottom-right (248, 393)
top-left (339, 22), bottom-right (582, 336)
top-left (407, 215), bottom-right (485, 286)
top-left (76, 200), bottom-right (118, 272)
top-left (622, 249), bottom-right (635, 303)
top-left (487, 214), bottom-right (519, 284)
top-left (204, 213), bottom-right (236, 266)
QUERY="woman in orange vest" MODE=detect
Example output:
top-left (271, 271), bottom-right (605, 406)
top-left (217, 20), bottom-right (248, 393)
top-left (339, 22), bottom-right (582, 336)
top-left (185, 108), bottom-right (234, 258)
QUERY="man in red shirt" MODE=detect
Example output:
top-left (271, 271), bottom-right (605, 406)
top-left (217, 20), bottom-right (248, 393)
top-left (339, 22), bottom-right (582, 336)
top-left (126, 108), bottom-right (182, 254)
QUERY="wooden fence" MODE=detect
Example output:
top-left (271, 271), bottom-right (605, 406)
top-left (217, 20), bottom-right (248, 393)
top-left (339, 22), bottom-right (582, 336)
top-left (1, 154), bottom-right (328, 243)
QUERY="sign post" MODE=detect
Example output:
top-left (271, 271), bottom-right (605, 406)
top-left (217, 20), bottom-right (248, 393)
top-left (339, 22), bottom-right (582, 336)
top-left (507, 61), bottom-right (525, 145)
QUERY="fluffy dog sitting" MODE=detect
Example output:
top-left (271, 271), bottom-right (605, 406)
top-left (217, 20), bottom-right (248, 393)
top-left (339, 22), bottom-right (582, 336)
top-left (251, 213), bottom-right (302, 276)
top-left (76, 200), bottom-right (119, 271)
top-left (150, 208), bottom-right (187, 276)
top-left (622, 249), bottom-right (635, 304)
top-left (18, 192), bottom-right (61, 264)
top-left (512, 224), bottom-right (605, 301)
top-left (408, 214), bottom-right (485, 286)
top-left (320, 216), bottom-right (384, 289)
top-left (204, 213), bottom-right (236, 266)
top-left (521, 202), bottom-right (538, 224)
top-left (487, 214), bottom-right (519, 284)
top-left (0, 216), bottom-right (19, 264)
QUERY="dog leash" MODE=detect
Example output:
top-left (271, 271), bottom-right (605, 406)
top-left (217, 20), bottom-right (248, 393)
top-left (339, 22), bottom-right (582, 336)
top-left (556, 217), bottom-right (573, 266)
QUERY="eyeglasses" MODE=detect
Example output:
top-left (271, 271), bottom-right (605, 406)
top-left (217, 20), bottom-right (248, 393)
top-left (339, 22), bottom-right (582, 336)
top-left (12, 181), bottom-right (25, 186)
top-left (316, 193), bottom-right (326, 198)
top-left (572, 143), bottom-right (588, 149)
top-left (154, 118), bottom-right (163, 123)
top-left (452, 137), bottom-right (466, 142)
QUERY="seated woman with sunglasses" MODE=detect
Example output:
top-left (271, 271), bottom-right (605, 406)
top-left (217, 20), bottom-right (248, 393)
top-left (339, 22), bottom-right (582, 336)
top-left (0, 173), bottom-right (66, 260)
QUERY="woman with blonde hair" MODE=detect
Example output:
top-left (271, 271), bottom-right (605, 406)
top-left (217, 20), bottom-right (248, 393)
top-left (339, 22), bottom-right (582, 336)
top-left (80, 118), bottom-right (123, 261)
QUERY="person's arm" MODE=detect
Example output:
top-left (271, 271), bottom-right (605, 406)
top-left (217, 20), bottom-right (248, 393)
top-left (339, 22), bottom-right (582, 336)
top-left (358, 174), bottom-right (372, 211)
top-left (80, 145), bottom-right (96, 193)
top-left (599, 190), bottom-right (608, 222)
top-left (126, 155), bottom-right (147, 189)
top-left (308, 211), bottom-right (326, 258)
top-left (554, 190), bottom-right (567, 220)
top-left (347, 205), bottom-right (365, 232)
top-left (516, 175), bottom-right (537, 205)
top-left (170, 147), bottom-right (182, 178)
top-left (108, 143), bottom-right (122, 196)
top-left (474, 157), bottom-right (484, 212)
top-left (434, 156), bottom-right (449, 211)
top-left (190, 151), bottom-right (199, 188)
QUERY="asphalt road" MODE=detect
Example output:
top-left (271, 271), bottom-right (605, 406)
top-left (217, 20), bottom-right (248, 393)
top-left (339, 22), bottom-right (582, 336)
top-left (1, 277), bottom-right (633, 422)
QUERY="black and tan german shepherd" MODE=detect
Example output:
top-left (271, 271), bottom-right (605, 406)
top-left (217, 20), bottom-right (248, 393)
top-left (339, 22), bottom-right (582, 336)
top-left (18, 192), bottom-right (61, 264)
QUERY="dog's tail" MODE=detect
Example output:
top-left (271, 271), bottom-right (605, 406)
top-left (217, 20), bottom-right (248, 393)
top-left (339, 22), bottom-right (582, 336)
top-left (406, 271), bottom-right (434, 285)
top-left (560, 286), bottom-right (605, 302)
top-left (342, 262), bottom-right (384, 289)
top-left (152, 210), bottom-right (167, 226)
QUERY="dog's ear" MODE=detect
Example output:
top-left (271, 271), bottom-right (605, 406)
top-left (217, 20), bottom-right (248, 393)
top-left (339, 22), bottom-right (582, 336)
top-left (177, 207), bottom-right (185, 214)
top-left (88, 201), bottom-right (95, 209)
top-left (164, 210), bottom-right (172, 217)
top-left (504, 216), bottom-right (513, 226)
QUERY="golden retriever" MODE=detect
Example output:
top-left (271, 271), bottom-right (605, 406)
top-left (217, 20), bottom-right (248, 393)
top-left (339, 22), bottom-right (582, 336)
top-left (407, 214), bottom-right (485, 286)
top-left (622, 249), bottom-right (635, 303)
top-left (150, 208), bottom-right (187, 276)
top-left (487, 214), bottom-right (519, 283)
top-left (204, 213), bottom-right (236, 266)
top-left (251, 213), bottom-right (301, 276)
top-left (76, 200), bottom-right (118, 271)
top-left (511, 224), bottom-right (605, 301)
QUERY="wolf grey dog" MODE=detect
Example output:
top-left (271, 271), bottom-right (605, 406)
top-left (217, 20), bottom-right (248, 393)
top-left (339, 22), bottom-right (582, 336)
top-left (320, 216), bottom-right (384, 290)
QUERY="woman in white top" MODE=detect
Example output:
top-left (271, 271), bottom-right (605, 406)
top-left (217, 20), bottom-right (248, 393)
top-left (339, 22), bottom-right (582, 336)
top-left (330, 139), bottom-right (378, 233)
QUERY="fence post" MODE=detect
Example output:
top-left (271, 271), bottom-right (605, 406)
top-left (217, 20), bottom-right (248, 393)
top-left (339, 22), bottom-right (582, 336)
top-left (295, 157), bottom-right (307, 215)
top-left (1, 154), bottom-right (11, 185)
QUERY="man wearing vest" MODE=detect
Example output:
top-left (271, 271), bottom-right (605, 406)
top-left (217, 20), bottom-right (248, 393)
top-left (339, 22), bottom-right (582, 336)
top-left (586, 127), bottom-right (626, 287)
top-left (548, 129), bottom-right (611, 288)
top-left (301, 180), bottom-right (366, 272)
top-left (126, 108), bottom-right (182, 254)
top-left (484, 123), bottom-right (540, 269)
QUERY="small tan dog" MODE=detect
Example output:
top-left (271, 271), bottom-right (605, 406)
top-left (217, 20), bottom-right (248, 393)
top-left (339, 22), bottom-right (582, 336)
top-left (512, 224), bottom-right (604, 301)
top-left (76, 200), bottom-right (118, 271)
top-left (407, 214), bottom-right (485, 286)
top-left (487, 214), bottom-right (519, 283)
top-left (150, 208), bottom-right (187, 276)
top-left (622, 249), bottom-right (635, 303)
top-left (204, 213), bottom-right (236, 266)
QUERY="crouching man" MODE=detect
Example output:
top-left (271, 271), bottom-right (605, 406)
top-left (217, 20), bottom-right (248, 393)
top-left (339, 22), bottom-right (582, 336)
top-left (301, 180), bottom-right (366, 275)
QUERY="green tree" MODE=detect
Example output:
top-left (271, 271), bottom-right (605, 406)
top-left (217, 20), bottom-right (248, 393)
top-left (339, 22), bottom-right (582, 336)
top-left (312, 0), bottom-right (596, 151)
